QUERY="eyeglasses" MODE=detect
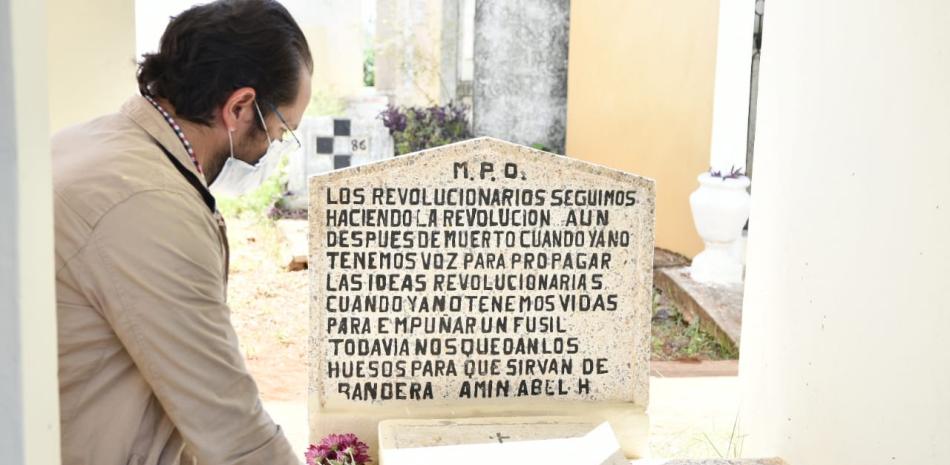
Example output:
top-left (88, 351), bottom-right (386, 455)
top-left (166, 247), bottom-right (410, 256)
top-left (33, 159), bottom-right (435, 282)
top-left (267, 101), bottom-right (302, 147)
top-left (254, 100), bottom-right (302, 157)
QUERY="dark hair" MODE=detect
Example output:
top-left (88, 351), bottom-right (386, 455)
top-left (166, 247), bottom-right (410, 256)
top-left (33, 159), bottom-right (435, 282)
top-left (137, 0), bottom-right (313, 126)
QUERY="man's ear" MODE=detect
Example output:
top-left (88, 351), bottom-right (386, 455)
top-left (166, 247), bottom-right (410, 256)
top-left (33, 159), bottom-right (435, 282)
top-left (220, 87), bottom-right (257, 131)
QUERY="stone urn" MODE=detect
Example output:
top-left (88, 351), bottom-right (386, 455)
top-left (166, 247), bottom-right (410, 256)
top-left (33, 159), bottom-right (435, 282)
top-left (689, 172), bottom-right (751, 284)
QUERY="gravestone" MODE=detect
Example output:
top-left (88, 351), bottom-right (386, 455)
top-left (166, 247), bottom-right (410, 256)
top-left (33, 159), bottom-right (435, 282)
top-left (309, 138), bottom-right (655, 459)
top-left (473, 0), bottom-right (570, 153)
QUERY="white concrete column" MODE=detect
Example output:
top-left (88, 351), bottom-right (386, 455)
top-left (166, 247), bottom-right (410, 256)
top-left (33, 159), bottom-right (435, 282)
top-left (457, 0), bottom-right (475, 84)
top-left (1, 0), bottom-right (61, 464)
top-left (439, 0), bottom-right (460, 103)
top-left (740, 1), bottom-right (950, 464)
top-left (708, 0), bottom-right (756, 173)
top-left (688, 0), bottom-right (757, 280)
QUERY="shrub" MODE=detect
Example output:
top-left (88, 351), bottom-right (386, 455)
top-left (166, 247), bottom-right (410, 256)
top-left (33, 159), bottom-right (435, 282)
top-left (379, 103), bottom-right (472, 155)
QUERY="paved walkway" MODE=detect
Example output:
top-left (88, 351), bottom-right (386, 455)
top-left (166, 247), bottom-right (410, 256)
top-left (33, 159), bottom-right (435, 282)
top-left (648, 376), bottom-right (742, 458)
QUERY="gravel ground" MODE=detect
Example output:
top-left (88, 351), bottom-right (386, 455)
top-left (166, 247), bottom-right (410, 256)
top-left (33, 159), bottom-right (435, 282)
top-left (227, 218), bottom-right (309, 401)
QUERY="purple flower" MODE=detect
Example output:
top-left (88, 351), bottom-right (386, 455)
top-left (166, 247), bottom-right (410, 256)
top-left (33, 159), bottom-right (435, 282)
top-left (708, 164), bottom-right (746, 181)
top-left (428, 105), bottom-right (447, 125)
top-left (409, 107), bottom-right (426, 122)
top-left (379, 105), bottom-right (407, 133)
top-left (305, 433), bottom-right (371, 465)
top-left (378, 102), bottom-right (473, 155)
top-left (304, 444), bottom-right (329, 464)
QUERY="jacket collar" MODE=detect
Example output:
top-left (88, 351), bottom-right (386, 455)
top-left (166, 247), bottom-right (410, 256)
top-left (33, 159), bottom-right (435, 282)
top-left (120, 95), bottom-right (210, 189)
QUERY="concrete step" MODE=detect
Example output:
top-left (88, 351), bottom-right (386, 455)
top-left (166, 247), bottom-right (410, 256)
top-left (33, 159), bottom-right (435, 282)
top-left (653, 265), bottom-right (742, 350)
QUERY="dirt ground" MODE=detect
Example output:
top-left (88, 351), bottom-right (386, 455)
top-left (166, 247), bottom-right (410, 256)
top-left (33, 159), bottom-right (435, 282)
top-left (226, 218), bottom-right (734, 401)
top-left (227, 218), bottom-right (309, 401)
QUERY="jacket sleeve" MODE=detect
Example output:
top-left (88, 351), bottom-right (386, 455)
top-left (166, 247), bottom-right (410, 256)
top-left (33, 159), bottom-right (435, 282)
top-left (82, 189), bottom-right (299, 465)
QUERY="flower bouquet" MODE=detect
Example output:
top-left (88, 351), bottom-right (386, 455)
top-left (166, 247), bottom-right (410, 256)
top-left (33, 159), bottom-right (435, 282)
top-left (305, 433), bottom-right (371, 465)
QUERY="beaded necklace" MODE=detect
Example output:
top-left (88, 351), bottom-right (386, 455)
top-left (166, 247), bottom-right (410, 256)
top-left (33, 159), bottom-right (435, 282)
top-left (143, 94), bottom-right (205, 176)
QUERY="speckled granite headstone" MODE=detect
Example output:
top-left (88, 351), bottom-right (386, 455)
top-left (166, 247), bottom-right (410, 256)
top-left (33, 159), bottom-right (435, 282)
top-left (308, 137), bottom-right (655, 458)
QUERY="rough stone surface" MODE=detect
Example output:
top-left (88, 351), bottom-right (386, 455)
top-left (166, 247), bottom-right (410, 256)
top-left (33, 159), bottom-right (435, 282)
top-left (308, 138), bottom-right (655, 458)
top-left (473, 0), bottom-right (570, 153)
top-left (654, 266), bottom-right (742, 348)
top-left (653, 247), bottom-right (691, 269)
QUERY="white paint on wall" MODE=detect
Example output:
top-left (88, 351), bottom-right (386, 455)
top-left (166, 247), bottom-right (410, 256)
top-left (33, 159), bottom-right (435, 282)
top-left (739, 1), bottom-right (950, 464)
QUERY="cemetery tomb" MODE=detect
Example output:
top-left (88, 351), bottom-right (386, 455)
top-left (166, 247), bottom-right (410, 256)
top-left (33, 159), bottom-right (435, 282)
top-left (308, 137), bottom-right (656, 460)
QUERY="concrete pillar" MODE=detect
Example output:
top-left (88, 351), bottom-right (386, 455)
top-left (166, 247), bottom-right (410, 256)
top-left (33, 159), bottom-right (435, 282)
top-left (739, 1), bottom-right (950, 464)
top-left (374, 0), bottom-right (444, 106)
top-left (708, 1), bottom-right (756, 173)
top-left (1, 0), bottom-right (61, 464)
top-left (472, 0), bottom-right (570, 154)
top-left (439, 0), bottom-right (460, 104)
top-left (454, 0), bottom-right (476, 109)
top-left (373, 0), bottom-right (399, 98)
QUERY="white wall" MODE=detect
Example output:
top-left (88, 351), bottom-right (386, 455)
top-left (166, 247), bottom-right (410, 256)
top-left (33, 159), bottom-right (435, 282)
top-left (1, 0), bottom-right (61, 464)
top-left (739, 1), bottom-right (950, 464)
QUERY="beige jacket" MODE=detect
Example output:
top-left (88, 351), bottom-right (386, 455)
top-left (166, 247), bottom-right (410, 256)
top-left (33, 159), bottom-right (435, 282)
top-left (53, 96), bottom-right (298, 465)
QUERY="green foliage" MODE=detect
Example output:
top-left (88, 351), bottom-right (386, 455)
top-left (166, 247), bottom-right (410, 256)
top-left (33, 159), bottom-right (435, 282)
top-left (379, 103), bottom-right (473, 156)
top-left (684, 320), bottom-right (738, 359)
top-left (362, 47), bottom-right (375, 87)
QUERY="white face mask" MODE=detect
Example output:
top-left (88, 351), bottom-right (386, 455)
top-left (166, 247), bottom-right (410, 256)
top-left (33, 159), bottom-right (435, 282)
top-left (210, 101), bottom-right (296, 197)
